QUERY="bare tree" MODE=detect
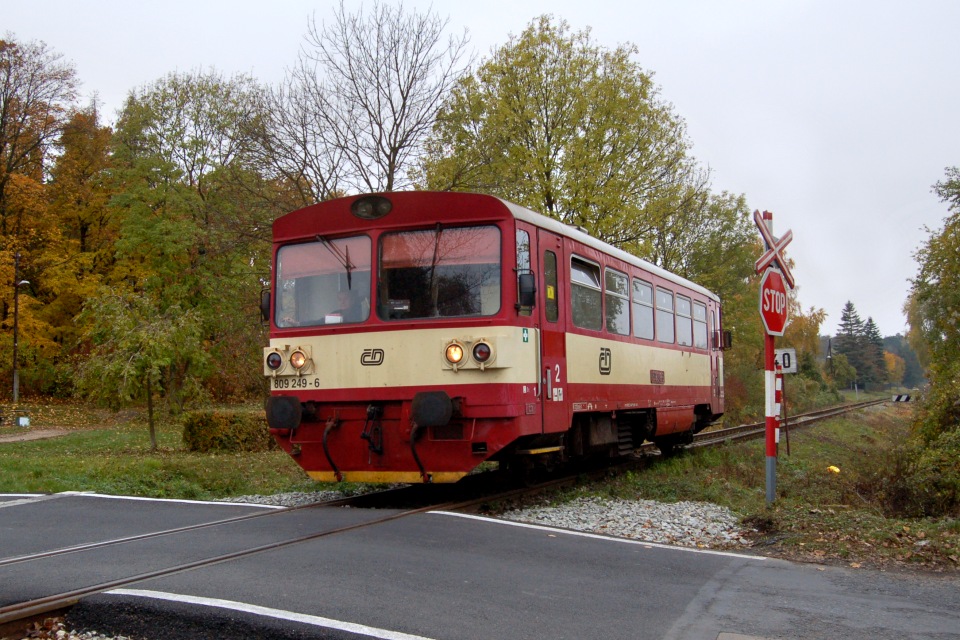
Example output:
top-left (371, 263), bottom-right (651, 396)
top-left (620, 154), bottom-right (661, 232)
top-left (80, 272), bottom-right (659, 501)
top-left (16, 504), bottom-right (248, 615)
top-left (0, 35), bottom-right (78, 233)
top-left (257, 69), bottom-right (347, 207)
top-left (295, 1), bottom-right (471, 194)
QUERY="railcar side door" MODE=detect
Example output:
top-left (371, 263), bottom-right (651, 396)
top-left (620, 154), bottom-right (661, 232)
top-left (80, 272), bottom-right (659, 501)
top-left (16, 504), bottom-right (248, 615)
top-left (537, 229), bottom-right (571, 434)
top-left (711, 305), bottom-right (725, 410)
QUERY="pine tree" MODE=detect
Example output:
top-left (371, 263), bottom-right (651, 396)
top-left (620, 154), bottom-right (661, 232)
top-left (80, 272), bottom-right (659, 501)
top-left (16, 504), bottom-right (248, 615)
top-left (862, 317), bottom-right (887, 389)
top-left (835, 301), bottom-right (866, 387)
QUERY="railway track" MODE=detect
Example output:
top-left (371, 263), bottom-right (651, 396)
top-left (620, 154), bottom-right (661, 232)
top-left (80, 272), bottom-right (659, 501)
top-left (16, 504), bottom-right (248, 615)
top-left (0, 494), bottom-right (434, 633)
top-left (0, 398), bottom-right (889, 636)
top-left (0, 476), bottom-right (572, 635)
top-left (690, 398), bottom-right (887, 448)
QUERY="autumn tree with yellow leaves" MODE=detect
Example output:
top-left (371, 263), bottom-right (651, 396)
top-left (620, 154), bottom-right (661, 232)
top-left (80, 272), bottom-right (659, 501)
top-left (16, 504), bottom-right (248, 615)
top-left (0, 36), bottom-right (80, 393)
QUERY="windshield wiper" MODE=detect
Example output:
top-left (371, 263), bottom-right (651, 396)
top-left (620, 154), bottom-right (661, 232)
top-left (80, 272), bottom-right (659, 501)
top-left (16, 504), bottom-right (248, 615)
top-left (317, 235), bottom-right (354, 288)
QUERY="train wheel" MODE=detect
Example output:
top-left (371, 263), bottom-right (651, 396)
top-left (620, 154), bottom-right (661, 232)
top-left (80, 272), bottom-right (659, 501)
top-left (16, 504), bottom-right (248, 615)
top-left (654, 433), bottom-right (690, 457)
top-left (654, 438), bottom-right (678, 457)
top-left (500, 457), bottom-right (535, 487)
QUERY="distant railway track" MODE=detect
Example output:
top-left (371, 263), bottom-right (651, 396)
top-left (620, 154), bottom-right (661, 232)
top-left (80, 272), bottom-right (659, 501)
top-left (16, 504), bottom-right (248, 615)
top-left (690, 398), bottom-right (888, 448)
top-left (0, 398), bottom-right (889, 635)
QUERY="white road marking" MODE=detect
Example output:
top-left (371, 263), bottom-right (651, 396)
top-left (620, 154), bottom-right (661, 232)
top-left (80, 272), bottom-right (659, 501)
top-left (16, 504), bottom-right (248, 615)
top-left (54, 491), bottom-right (284, 508)
top-left (107, 589), bottom-right (437, 640)
top-left (0, 493), bottom-right (69, 509)
top-left (429, 511), bottom-right (764, 560)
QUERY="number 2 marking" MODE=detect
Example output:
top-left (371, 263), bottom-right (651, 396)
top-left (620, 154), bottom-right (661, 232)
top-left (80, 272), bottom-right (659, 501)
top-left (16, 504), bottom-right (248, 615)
top-left (554, 364), bottom-right (561, 383)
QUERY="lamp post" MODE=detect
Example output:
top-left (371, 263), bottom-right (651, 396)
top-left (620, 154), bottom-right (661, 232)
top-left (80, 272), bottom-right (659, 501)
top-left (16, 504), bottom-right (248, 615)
top-left (12, 253), bottom-right (29, 404)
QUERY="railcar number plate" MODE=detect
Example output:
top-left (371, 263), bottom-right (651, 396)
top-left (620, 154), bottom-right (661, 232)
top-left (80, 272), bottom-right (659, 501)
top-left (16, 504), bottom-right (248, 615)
top-left (272, 377), bottom-right (321, 389)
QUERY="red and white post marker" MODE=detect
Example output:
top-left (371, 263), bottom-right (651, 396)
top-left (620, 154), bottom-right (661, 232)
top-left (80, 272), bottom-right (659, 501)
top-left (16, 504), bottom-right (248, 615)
top-left (754, 210), bottom-right (794, 505)
top-left (775, 360), bottom-right (783, 448)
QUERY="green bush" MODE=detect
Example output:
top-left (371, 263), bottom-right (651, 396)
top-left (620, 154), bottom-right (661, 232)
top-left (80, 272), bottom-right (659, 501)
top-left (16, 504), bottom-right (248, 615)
top-left (182, 409), bottom-right (276, 453)
top-left (872, 365), bottom-right (960, 518)
top-left (782, 374), bottom-right (843, 415)
top-left (912, 362), bottom-right (960, 444)
top-left (904, 430), bottom-right (960, 517)
top-left (871, 430), bottom-right (960, 519)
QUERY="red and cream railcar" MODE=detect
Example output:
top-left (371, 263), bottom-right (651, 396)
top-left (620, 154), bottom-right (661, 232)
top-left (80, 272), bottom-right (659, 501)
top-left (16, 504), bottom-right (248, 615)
top-left (263, 191), bottom-right (726, 483)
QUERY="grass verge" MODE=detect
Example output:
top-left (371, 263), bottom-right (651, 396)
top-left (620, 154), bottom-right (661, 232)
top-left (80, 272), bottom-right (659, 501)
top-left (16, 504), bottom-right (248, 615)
top-left (552, 403), bottom-right (959, 572)
top-left (0, 401), bottom-right (331, 500)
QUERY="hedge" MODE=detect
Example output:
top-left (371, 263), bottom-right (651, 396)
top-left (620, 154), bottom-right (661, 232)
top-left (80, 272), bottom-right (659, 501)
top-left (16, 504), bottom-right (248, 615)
top-left (182, 409), bottom-right (276, 453)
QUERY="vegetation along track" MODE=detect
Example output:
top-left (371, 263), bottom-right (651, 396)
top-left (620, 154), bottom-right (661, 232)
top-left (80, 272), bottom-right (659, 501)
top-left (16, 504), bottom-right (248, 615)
top-left (0, 399), bottom-right (886, 635)
top-left (688, 398), bottom-right (887, 448)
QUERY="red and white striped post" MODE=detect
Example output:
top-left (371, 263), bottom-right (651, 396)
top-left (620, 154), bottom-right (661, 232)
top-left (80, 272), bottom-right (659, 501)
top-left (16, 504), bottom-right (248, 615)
top-left (773, 358), bottom-right (783, 444)
top-left (764, 322), bottom-right (778, 504)
top-left (755, 209), bottom-right (794, 505)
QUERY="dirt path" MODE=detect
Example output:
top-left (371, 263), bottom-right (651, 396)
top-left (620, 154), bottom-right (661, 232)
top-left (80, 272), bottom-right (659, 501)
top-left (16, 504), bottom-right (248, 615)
top-left (0, 428), bottom-right (69, 443)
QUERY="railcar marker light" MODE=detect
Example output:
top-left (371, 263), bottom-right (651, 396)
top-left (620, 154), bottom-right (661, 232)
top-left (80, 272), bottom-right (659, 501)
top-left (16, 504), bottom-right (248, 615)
top-left (445, 342), bottom-right (465, 368)
top-left (290, 350), bottom-right (308, 370)
top-left (473, 342), bottom-right (492, 365)
top-left (266, 352), bottom-right (284, 370)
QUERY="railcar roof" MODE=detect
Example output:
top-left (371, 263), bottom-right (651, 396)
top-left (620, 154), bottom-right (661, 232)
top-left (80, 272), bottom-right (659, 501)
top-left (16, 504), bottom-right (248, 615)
top-left (498, 198), bottom-right (720, 303)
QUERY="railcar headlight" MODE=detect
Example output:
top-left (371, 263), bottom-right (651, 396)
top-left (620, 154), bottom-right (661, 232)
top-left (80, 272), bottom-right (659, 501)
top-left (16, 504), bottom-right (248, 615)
top-left (290, 350), bottom-right (308, 370)
top-left (472, 342), bottom-right (492, 363)
top-left (266, 352), bottom-right (284, 370)
top-left (445, 342), bottom-right (465, 365)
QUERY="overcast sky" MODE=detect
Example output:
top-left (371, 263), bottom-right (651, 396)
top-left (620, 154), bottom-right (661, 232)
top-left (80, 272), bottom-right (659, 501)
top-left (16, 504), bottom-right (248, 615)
top-left (6, 0), bottom-right (958, 337)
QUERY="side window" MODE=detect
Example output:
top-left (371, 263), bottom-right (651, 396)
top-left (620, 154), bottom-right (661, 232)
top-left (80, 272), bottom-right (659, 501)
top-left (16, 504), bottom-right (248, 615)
top-left (656, 287), bottom-right (675, 344)
top-left (544, 250), bottom-right (559, 323)
top-left (571, 256), bottom-right (602, 330)
top-left (516, 229), bottom-right (530, 272)
top-left (632, 279), bottom-right (654, 340)
top-left (676, 295), bottom-right (693, 347)
top-left (604, 268), bottom-right (630, 335)
top-left (693, 302), bottom-right (708, 349)
top-left (712, 310), bottom-right (720, 349)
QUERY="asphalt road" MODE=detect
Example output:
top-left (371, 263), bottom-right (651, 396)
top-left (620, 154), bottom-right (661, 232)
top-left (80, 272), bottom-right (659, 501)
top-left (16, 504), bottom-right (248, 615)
top-left (2, 493), bottom-right (958, 640)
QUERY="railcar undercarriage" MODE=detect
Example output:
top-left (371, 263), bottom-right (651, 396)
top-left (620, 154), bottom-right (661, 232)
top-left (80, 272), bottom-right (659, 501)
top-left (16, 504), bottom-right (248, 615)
top-left (497, 405), bottom-right (721, 476)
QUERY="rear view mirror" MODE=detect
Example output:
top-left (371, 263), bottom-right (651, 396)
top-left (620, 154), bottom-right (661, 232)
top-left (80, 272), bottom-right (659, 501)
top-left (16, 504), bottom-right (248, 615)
top-left (517, 272), bottom-right (537, 314)
top-left (260, 290), bottom-right (271, 323)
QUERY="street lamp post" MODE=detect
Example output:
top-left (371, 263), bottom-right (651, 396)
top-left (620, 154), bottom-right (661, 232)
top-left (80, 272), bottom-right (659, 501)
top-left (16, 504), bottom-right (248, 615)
top-left (12, 253), bottom-right (29, 404)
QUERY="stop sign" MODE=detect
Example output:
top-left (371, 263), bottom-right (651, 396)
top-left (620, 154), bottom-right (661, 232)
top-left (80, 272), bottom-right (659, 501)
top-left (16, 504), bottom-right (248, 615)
top-left (759, 269), bottom-right (789, 335)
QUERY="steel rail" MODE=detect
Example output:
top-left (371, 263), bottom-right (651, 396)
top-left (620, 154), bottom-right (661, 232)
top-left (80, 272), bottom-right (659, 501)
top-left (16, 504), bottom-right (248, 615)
top-left (0, 475), bottom-right (579, 630)
top-left (690, 399), bottom-right (887, 448)
top-left (0, 495), bottom-right (459, 628)
top-left (0, 488), bottom-right (407, 570)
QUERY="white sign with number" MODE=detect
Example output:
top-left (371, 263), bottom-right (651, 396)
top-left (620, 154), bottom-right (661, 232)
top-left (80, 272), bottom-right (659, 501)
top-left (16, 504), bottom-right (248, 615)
top-left (775, 348), bottom-right (798, 374)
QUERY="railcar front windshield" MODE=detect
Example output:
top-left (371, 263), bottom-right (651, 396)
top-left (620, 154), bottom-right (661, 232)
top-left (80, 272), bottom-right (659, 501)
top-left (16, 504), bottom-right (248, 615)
top-left (275, 235), bottom-right (372, 327)
top-left (378, 225), bottom-right (501, 320)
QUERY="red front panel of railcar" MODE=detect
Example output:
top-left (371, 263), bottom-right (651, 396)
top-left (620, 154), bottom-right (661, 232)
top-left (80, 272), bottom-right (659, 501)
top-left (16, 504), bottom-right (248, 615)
top-left (264, 193), bottom-right (542, 483)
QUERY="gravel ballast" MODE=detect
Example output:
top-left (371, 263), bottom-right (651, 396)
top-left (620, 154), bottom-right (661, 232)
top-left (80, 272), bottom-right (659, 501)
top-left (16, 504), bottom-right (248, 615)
top-left (499, 495), bottom-right (752, 548)
top-left (217, 490), bottom-right (752, 549)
